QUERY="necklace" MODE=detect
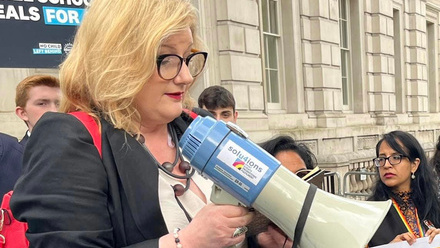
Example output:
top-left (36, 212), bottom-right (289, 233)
top-left (138, 123), bottom-right (195, 188)
top-left (138, 123), bottom-right (195, 222)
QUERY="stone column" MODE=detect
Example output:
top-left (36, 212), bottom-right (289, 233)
top-left (215, 0), bottom-right (266, 131)
top-left (404, 0), bottom-right (429, 123)
top-left (365, 0), bottom-right (398, 124)
top-left (301, 0), bottom-right (345, 127)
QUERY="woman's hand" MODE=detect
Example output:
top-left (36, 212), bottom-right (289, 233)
top-left (257, 224), bottom-right (293, 248)
top-left (425, 228), bottom-right (440, 243)
top-left (390, 232), bottom-right (416, 245)
top-left (179, 204), bottom-right (254, 248)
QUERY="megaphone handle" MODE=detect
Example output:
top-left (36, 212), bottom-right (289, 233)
top-left (292, 184), bottom-right (318, 248)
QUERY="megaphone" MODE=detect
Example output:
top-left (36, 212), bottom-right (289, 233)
top-left (179, 116), bottom-right (391, 248)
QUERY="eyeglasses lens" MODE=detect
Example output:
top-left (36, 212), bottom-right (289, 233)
top-left (389, 156), bottom-right (402, 165)
top-left (187, 53), bottom-right (206, 77)
top-left (159, 56), bottom-right (181, 80)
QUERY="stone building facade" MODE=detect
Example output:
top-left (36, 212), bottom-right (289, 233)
top-left (1, 0), bottom-right (440, 195)
top-left (193, 0), bottom-right (440, 195)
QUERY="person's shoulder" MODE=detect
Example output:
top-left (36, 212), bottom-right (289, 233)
top-left (33, 112), bottom-right (95, 136)
top-left (0, 132), bottom-right (23, 154)
top-left (40, 111), bottom-right (70, 120)
top-left (0, 132), bottom-right (19, 143)
top-left (38, 111), bottom-right (88, 126)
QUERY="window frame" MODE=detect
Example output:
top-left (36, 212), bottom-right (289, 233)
top-left (339, 0), bottom-right (353, 111)
top-left (261, 0), bottom-right (285, 111)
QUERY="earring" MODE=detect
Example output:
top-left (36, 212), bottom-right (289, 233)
top-left (411, 172), bottom-right (416, 180)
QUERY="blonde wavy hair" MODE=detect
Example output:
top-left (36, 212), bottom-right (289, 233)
top-left (60, 0), bottom-right (202, 135)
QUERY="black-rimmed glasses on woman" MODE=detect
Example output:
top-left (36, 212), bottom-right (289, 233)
top-left (373, 154), bottom-right (407, 167)
top-left (156, 51), bottom-right (208, 80)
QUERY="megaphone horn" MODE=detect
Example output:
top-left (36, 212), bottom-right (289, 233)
top-left (179, 116), bottom-right (391, 248)
top-left (252, 166), bottom-right (390, 247)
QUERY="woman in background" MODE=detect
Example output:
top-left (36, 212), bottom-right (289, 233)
top-left (248, 135), bottom-right (317, 248)
top-left (259, 135), bottom-right (316, 173)
top-left (368, 130), bottom-right (440, 246)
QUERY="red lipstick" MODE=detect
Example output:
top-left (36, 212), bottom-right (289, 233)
top-left (165, 92), bottom-right (183, 100)
top-left (383, 173), bottom-right (395, 179)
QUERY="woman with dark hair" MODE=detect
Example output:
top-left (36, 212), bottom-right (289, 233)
top-left (249, 135), bottom-right (317, 248)
top-left (259, 135), bottom-right (316, 173)
top-left (368, 130), bottom-right (440, 246)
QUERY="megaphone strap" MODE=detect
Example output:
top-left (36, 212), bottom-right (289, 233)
top-left (293, 184), bottom-right (318, 248)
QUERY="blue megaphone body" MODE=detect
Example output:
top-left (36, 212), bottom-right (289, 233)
top-left (179, 115), bottom-right (280, 206)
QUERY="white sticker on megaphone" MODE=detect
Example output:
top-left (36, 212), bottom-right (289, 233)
top-left (217, 140), bottom-right (268, 185)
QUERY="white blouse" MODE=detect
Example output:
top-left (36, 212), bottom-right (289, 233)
top-left (158, 168), bottom-right (213, 233)
top-left (158, 167), bottom-right (248, 248)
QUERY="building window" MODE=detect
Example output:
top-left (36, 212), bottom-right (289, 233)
top-left (262, 0), bottom-right (282, 105)
top-left (339, 0), bottom-right (351, 109)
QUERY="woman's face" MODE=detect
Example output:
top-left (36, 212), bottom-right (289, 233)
top-left (377, 140), bottom-right (419, 192)
top-left (135, 27), bottom-right (194, 126)
top-left (275, 150), bottom-right (307, 173)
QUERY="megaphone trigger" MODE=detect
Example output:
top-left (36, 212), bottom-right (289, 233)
top-left (210, 184), bottom-right (247, 207)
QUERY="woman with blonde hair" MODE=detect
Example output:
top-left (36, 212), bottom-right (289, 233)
top-left (11, 0), bottom-right (253, 247)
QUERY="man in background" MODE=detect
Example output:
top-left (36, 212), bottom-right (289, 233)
top-left (198, 85), bottom-right (238, 123)
top-left (15, 75), bottom-right (61, 146)
top-left (0, 75), bottom-right (61, 195)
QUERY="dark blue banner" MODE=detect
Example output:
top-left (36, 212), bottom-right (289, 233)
top-left (0, 0), bottom-right (90, 68)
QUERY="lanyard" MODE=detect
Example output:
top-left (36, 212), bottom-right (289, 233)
top-left (392, 198), bottom-right (424, 237)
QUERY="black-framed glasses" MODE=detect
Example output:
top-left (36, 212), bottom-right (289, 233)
top-left (373, 155), bottom-right (407, 167)
top-left (156, 51), bottom-right (208, 80)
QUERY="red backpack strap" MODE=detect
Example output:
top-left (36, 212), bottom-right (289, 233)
top-left (182, 108), bottom-right (199, 119)
top-left (69, 112), bottom-right (102, 158)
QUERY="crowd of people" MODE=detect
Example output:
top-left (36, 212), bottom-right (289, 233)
top-left (1, 0), bottom-right (440, 247)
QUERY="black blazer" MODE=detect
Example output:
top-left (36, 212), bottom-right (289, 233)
top-left (0, 132), bottom-right (23, 196)
top-left (11, 112), bottom-right (192, 248)
top-left (368, 206), bottom-right (409, 247)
